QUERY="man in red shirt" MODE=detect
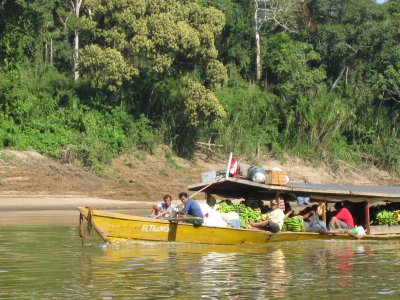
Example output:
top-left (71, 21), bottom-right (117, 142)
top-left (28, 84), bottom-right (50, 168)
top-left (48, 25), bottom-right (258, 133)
top-left (329, 202), bottom-right (355, 229)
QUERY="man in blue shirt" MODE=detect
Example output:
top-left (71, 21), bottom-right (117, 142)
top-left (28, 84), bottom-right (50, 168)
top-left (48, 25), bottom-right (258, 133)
top-left (177, 192), bottom-right (204, 225)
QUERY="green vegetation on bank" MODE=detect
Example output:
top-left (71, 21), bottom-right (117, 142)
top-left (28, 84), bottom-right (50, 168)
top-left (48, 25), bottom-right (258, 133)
top-left (0, 0), bottom-right (399, 174)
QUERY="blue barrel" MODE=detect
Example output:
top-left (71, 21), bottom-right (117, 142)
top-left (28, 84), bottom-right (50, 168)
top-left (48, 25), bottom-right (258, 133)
top-left (247, 167), bottom-right (265, 182)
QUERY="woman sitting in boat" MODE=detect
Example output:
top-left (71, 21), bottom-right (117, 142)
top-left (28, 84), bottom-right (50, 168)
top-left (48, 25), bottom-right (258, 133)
top-left (329, 202), bottom-right (355, 230)
top-left (246, 199), bottom-right (285, 233)
top-left (176, 192), bottom-right (204, 225)
top-left (151, 194), bottom-right (178, 218)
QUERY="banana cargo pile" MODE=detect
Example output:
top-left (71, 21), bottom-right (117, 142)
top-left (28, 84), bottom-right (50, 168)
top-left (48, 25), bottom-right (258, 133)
top-left (282, 217), bottom-right (304, 232)
top-left (217, 202), bottom-right (263, 228)
top-left (370, 204), bottom-right (400, 226)
top-left (372, 209), bottom-right (400, 226)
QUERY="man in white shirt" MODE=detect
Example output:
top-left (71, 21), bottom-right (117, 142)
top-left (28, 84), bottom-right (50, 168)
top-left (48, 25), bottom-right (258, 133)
top-left (246, 199), bottom-right (285, 233)
top-left (152, 194), bottom-right (177, 218)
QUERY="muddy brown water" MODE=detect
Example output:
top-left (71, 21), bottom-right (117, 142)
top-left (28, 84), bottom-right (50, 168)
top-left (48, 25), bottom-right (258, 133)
top-left (0, 209), bottom-right (399, 299)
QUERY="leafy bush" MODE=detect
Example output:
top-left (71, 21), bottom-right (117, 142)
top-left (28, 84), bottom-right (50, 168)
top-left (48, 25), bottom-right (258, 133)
top-left (214, 85), bottom-right (281, 159)
top-left (129, 114), bottom-right (162, 153)
top-left (0, 117), bottom-right (20, 147)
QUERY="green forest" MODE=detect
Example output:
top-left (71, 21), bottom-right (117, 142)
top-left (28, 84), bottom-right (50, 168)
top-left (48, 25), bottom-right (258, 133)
top-left (0, 0), bottom-right (399, 174)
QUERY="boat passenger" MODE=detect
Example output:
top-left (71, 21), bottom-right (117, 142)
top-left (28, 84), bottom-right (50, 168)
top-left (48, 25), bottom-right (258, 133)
top-left (246, 199), bottom-right (285, 233)
top-left (329, 202), bottom-right (355, 230)
top-left (298, 205), bottom-right (328, 233)
top-left (177, 192), bottom-right (204, 225)
top-left (152, 194), bottom-right (178, 218)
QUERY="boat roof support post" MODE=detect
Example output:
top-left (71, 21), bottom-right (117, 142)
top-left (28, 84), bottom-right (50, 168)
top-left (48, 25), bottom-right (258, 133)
top-left (365, 201), bottom-right (370, 235)
top-left (320, 200), bottom-right (327, 224)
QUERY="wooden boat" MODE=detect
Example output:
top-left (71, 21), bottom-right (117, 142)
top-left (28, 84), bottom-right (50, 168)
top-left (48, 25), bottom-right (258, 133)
top-left (78, 166), bottom-right (400, 244)
top-left (78, 206), bottom-right (400, 245)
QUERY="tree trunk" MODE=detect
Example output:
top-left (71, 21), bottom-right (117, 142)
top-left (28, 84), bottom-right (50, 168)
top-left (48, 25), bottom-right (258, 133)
top-left (45, 42), bottom-right (48, 64)
top-left (330, 66), bottom-right (346, 92)
top-left (73, 30), bottom-right (79, 80)
top-left (73, 0), bottom-right (83, 81)
top-left (50, 38), bottom-right (53, 65)
top-left (255, 29), bottom-right (261, 80)
top-left (255, 1), bottom-right (261, 80)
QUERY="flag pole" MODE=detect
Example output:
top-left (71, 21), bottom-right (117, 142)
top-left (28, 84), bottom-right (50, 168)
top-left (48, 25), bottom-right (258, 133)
top-left (226, 152), bottom-right (232, 179)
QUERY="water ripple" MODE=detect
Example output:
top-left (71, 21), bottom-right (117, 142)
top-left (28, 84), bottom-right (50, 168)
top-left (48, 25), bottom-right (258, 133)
top-left (1, 227), bottom-right (400, 299)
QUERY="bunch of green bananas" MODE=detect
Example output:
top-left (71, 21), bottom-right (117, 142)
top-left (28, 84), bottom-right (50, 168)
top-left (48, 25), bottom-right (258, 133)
top-left (282, 217), bottom-right (304, 232)
top-left (394, 210), bottom-right (400, 224)
top-left (376, 210), bottom-right (398, 226)
top-left (217, 202), bottom-right (263, 228)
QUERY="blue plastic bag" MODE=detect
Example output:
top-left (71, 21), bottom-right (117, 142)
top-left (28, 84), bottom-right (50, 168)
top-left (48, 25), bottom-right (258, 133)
top-left (296, 195), bottom-right (310, 206)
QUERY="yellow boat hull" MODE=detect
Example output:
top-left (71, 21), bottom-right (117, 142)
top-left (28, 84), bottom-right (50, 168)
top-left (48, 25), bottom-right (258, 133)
top-left (78, 207), bottom-right (400, 245)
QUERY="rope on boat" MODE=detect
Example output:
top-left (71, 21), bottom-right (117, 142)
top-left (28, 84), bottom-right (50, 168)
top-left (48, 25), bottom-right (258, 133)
top-left (79, 207), bottom-right (94, 240)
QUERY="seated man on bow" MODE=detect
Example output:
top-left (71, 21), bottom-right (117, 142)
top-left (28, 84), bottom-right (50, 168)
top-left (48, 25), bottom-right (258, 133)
top-left (152, 194), bottom-right (178, 219)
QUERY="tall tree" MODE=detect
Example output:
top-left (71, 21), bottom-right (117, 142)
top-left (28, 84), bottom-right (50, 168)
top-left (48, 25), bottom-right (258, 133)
top-left (72, 0), bottom-right (83, 80)
top-left (81, 0), bottom-right (227, 89)
top-left (78, 0), bottom-right (227, 155)
top-left (255, 0), bottom-right (301, 80)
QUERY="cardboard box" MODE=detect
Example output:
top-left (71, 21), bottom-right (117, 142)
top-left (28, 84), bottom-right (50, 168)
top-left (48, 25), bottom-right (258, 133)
top-left (265, 170), bottom-right (287, 185)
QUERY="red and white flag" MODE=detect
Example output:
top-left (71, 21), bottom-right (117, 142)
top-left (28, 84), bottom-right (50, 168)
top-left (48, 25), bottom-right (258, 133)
top-left (226, 153), bottom-right (240, 178)
top-left (229, 156), bottom-right (239, 176)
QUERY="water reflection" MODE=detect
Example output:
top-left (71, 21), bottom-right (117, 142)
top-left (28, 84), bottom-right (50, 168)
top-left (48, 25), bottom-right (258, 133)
top-left (81, 242), bottom-right (280, 299)
top-left (268, 249), bottom-right (289, 298)
top-left (1, 226), bottom-right (400, 299)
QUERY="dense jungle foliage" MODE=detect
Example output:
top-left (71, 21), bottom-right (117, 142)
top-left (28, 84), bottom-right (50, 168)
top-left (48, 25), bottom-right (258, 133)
top-left (0, 0), bottom-right (399, 174)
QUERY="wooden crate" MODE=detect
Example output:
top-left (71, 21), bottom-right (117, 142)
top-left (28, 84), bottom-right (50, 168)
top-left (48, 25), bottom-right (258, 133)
top-left (265, 170), bottom-right (287, 185)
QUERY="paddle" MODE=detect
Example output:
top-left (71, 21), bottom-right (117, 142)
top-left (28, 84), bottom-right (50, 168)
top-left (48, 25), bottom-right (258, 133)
top-left (188, 178), bottom-right (220, 199)
top-left (163, 217), bottom-right (203, 221)
top-left (153, 209), bottom-right (171, 219)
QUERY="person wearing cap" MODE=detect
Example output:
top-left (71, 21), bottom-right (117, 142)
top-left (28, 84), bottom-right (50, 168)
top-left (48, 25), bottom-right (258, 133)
top-left (246, 199), bottom-right (285, 233)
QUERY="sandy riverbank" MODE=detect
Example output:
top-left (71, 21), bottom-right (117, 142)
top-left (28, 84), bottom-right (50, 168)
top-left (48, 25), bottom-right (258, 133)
top-left (0, 195), bottom-right (154, 225)
top-left (0, 195), bottom-right (152, 211)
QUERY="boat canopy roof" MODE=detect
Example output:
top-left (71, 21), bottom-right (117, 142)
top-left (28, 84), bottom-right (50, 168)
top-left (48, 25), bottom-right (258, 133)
top-left (187, 178), bottom-right (400, 203)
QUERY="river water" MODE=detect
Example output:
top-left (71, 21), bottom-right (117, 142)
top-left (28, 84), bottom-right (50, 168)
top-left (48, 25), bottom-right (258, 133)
top-left (0, 212), bottom-right (399, 299)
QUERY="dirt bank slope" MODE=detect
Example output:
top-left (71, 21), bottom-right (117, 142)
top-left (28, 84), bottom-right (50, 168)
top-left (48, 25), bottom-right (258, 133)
top-left (0, 148), bottom-right (399, 201)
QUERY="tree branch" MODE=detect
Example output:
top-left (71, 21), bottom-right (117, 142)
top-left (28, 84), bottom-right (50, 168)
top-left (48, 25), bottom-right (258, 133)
top-left (1, 0), bottom-right (7, 10)
top-left (330, 66), bottom-right (347, 92)
top-left (56, 9), bottom-right (71, 29)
